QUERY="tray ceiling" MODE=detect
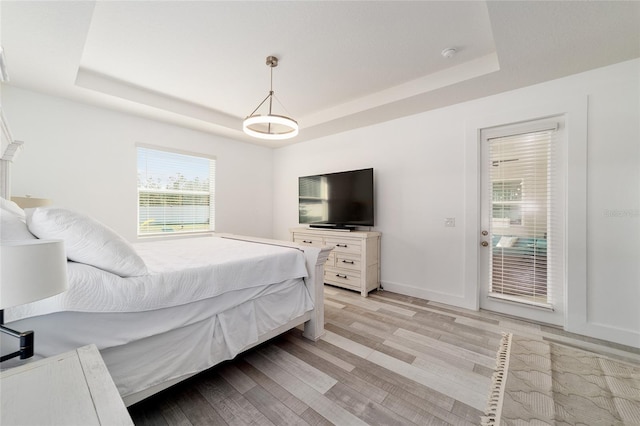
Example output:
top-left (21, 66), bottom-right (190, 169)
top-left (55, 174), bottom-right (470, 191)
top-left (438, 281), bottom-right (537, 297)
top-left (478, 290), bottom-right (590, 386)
top-left (1, 1), bottom-right (638, 147)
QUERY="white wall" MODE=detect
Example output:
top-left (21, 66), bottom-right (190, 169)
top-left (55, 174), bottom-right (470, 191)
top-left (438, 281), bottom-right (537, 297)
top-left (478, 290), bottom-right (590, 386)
top-left (3, 59), bottom-right (638, 348)
top-left (3, 86), bottom-right (274, 241)
top-left (273, 59), bottom-right (640, 348)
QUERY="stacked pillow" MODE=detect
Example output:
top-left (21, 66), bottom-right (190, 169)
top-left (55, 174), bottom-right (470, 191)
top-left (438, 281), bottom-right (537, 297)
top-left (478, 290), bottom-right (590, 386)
top-left (1, 198), bottom-right (147, 277)
top-left (0, 197), bottom-right (36, 240)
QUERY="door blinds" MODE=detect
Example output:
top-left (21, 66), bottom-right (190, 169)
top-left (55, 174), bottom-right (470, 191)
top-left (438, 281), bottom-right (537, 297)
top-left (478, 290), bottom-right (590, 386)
top-left (488, 126), bottom-right (558, 308)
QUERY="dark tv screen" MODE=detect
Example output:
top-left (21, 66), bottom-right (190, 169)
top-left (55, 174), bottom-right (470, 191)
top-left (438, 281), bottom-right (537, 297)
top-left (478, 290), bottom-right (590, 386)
top-left (298, 168), bottom-right (374, 228)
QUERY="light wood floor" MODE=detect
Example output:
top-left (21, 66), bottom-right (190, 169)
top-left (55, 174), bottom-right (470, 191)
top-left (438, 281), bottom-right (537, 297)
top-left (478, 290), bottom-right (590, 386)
top-left (128, 286), bottom-right (640, 426)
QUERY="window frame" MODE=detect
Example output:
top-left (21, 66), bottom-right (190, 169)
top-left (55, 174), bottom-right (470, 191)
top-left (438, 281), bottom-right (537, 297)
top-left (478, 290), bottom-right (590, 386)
top-left (136, 144), bottom-right (216, 237)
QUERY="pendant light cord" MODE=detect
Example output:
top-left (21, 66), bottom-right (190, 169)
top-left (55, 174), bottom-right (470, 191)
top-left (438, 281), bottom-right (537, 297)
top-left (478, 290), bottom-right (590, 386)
top-left (247, 63), bottom-right (275, 118)
top-left (268, 66), bottom-right (274, 133)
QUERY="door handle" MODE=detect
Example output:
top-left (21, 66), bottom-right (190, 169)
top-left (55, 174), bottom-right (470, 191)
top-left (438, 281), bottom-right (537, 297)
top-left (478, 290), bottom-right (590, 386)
top-left (480, 241), bottom-right (489, 247)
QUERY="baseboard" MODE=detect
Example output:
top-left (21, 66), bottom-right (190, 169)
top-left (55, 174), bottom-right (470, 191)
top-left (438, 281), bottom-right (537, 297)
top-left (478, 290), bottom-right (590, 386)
top-left (567, 321), bottom-right (640, 350)
top-left (380, 280), bottom-right (477, 311)
top-left (380, 281), bottom-right (640, 350)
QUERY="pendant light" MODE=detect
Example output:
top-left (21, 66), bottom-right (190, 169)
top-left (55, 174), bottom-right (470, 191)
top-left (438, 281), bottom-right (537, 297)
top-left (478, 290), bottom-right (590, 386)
top-left (243, 56), bottom-right (298, 140)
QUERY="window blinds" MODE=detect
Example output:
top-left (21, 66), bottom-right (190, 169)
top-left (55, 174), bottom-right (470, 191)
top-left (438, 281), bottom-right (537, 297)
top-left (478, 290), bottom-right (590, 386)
top-left (488, 127), bottom-right (558, 307)
top-left (137, 146), bottom-right (215, 235)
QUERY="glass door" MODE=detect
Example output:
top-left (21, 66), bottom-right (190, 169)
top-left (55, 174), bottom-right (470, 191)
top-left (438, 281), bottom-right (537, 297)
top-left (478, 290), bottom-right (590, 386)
top-left (479, 119), bottom-right (565, 325)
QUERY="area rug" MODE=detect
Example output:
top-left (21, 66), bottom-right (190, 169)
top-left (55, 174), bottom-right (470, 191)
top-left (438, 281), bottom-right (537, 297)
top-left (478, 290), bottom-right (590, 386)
top-left (481, 333), bottom-right (640, 425)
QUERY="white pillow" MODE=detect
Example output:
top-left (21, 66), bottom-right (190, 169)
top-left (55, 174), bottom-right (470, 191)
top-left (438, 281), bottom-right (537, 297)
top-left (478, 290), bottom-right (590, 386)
top-left (26, 207), bottom-right (148, 277)
top-left (0, 197), bottom-right (26, 220)
top-left (496, 236), bottom-right (518, 248)
top-left (1, 209), bottom-right (37, 241)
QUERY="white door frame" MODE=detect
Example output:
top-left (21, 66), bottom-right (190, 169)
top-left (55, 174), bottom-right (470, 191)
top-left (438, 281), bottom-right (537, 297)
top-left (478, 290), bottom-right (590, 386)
top-left (463, 97), bottom-right (588, 330)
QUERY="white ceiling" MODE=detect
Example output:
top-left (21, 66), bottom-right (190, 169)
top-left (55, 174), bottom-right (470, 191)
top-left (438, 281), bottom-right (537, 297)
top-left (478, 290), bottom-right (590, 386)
top-left (1, 1), bottom-right (639, 148)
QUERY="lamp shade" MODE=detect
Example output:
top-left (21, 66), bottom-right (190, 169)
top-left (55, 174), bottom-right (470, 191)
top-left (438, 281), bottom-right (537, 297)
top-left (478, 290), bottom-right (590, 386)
top-left (11, 197), bottom-right (52, 209)
top-left (0, 240), bottom-right (68, 310)
top-left (243, 114), bottom-right (299, 140)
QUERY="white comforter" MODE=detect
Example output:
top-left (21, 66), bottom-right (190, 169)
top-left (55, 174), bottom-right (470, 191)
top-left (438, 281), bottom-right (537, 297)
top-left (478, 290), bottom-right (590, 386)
top-left (5, 236), bottom-right (308, 322)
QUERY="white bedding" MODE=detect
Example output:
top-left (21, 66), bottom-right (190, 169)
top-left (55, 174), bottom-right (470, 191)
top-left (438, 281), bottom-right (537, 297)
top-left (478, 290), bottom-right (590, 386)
top-left (11, 279), bottom-right (308, 353)
top-left (4, 236), bottom-right (308, 322)
top-left (2, 203), bottom-right (327, 401)
top-left (9, 279), bottom-right (313, 397)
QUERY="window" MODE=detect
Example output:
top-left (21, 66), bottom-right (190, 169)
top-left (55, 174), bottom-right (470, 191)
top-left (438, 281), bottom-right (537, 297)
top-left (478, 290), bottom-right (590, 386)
top-left (137, 146), bottom-right (215, 236)
top-left (492, 179), bottom-right (523, 226)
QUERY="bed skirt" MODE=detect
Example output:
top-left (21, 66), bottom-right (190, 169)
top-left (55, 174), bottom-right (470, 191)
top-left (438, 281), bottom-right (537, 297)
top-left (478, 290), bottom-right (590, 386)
top-left (5, 278), bottom-right (312, 401)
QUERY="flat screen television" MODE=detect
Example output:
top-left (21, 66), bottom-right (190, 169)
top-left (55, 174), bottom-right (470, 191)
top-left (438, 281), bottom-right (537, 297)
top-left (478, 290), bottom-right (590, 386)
top-left (298, 168), bottom-right (374, 229)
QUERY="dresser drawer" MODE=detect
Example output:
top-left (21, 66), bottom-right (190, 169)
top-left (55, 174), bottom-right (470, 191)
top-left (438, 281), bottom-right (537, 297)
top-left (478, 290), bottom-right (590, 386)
top-left (293, 234), bottom-right (324, 247)
top-left (334, 253), bottom-right (360, 271)
top-left (325, 267), bottom-right (362, 290)
top-left (324, 237), bottom-right (361, 254)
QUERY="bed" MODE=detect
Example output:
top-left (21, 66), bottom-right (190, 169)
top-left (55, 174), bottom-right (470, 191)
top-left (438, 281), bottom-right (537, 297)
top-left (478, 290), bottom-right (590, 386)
top-left (0, 201), bottom-right (331, 406)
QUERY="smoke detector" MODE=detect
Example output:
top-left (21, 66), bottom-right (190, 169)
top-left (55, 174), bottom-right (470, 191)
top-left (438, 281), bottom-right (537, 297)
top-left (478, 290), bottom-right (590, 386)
top-left (441, 48), bottom-right (457, 59)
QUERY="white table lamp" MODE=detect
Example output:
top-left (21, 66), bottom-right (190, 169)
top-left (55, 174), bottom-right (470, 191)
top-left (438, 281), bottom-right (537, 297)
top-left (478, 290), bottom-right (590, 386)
top-left (0, 240), bottom-right (68, 362)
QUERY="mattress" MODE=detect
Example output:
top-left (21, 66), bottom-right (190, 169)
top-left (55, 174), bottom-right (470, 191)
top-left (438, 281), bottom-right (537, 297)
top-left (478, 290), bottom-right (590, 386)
top-left (5, 236), bottom-right (308, 322)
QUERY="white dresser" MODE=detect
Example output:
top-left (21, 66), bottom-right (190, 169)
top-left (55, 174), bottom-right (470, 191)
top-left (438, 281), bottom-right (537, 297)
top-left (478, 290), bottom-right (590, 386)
top-left (1, 344), bottom-right (133, 425)
top-left (291, 227), bottom-right (381, 297)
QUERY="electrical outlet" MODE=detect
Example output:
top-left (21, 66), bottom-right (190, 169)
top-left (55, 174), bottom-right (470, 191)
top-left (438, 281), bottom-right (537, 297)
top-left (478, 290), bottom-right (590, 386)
top-left (445, 217), bottom-right (456, 227)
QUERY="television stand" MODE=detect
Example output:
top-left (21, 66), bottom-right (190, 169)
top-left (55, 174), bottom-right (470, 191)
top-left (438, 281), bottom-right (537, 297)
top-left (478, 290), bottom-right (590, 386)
top-left (291, 227), bottom-right (381, 297)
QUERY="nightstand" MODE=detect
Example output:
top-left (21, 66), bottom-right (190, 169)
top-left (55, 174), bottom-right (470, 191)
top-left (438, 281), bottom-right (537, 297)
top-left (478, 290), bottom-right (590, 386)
top-left (1, 344), bottom-right (133, 425)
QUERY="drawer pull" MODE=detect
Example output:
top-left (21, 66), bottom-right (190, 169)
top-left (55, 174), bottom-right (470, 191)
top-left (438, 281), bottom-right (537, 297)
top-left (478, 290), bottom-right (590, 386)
top-left (302, 240), bottom-right (313, 244)
top-left (335, 274), bottom-right (348, 279)
top-left (341, 260), bottom-right (355, 264)
top-left (336, 244), bottom-right (348, 248)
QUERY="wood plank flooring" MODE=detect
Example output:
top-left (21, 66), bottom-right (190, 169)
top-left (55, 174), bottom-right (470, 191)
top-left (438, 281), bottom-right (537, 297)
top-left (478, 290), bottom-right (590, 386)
top-left (128, 286), bottom-right (640, 425)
